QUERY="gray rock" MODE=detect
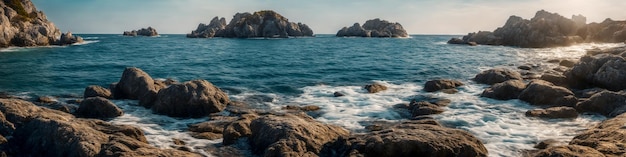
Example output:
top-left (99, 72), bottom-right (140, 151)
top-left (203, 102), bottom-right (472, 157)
top-left (576, 91), bottom-right (626, 117)
top-left (152, 80), bottom-right (229, 118)
top-left (114, 67), bottom-right (163, 108)
top-left (518, 80), bottom-right (577, 107)
top-left (423, 79), bottom-right (464, 92)
top-left (84, 85), bottom-right (112, 99)
top-left (337, 18), bottom-right (408, 38)
top-left (187, 10), bottom-right (313, 38)
top-left (75, 97), bottom-right (123, 119)
top-left (481, 79), bottom-right (527, 100)
top-left (364, 83), bottom-right (388, 93)
top-left (58, 31), bottom-right (83, 45)
top-left (0, 0), bottom-right (64, 48)
top-left (124, 27), bottom-right (158, 36)
top-left (473, 68), bottom-right (523, 85)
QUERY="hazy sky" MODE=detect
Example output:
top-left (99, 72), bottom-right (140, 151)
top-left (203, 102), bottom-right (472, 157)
top-left (31, 0), bottom-right (626, 34)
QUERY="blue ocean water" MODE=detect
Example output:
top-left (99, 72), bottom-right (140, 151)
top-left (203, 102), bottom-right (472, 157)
top-left (0, 34), bottom-right (618, 156)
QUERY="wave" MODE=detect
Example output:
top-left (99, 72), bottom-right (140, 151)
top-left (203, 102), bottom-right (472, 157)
top-left (72, 40), bottom-right (100, 46)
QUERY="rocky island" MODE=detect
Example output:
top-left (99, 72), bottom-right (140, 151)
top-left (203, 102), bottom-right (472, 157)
top-left (0, 0), bottom-right (81, 48)
top-left (449, 10), bottom-right (626, 48)
top-left (336, 18), bottom-right (409, 38)
top-left (187, 10), bottom-right (314, 38)
top-left (123, 27), bottom-right (159, 37)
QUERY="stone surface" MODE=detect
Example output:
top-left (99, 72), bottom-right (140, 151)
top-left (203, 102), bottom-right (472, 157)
top-left (481, 79), bottom-right (527, 100)
top-left (569, 112), bottom-right (626, 156)
top-left (336, 18), bottom-right (408, 37)
top-left (474, 68), bottom-right (523, 85)
top-left (423, 79), bottom-right (464, 92)
top-left (187, 10), bottom-right (313, 38)
top-left (152, 80), bottom-right (229, 118)
top-left (75, 97), bottom-right (123, 119)
top-left (364, 83), bottom-right (388, 93)
top-left (0, 0), bottom-right (68, 48)
top-left (525, 107), bottom-right (578, 119)
top-left (532, 145), bottom-right (605, 157)
top-left (576, 91), bottom-right (626, 117)
top-left (519, 80), bottom-right (577, 107)
top-left (223, 114), bottom-right (258, 145)
top-left (84, 85), bottom-right (112, 99)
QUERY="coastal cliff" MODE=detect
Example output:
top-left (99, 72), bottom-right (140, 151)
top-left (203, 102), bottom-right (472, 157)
top-left (336, 18), bottom-right (409, 38)
top-left (187, 10), bottom-right (314, 38)
top-left (449, 10), bottom-right (626, 48)
top-left (0, 0), bottom-right (80, 48)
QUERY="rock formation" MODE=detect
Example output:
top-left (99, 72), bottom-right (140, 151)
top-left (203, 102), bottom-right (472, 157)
top-left (187, 10), bottom-right (314, 38)
top-left (449, 10), bottom-right (626, 48)
top-left (0, 0), bottom-right (81, 48)
top-left (336, 18), bottom-right (408, 37)
top-left (152, 80), bottom-right (229, 118)
top-left (123, 27), bottom-right (159, 37)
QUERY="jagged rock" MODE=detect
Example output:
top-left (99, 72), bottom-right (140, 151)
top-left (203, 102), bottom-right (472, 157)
top-left (249, 113), bottom-right (349, 156)
top-left (336, 18), bottom-right (408, 37)
top-left (518, 80), bottom-right (577, 107)
top-left (124, 27), bottom-right (158, 36)
top-left (83, 85), bottom-right (112, 99)
top-left (423, 79), bottom-right (464, 92)
top-left (187, 10), bottom-right (313, 38)
top-left (576, 91), bottom-right (626, 117)
top-left (364, 83), bottom-right (388, 93)
top-left (525, 107), bottom-right (578, 119)
top-left (0, 0), bottom-right (66, 48)
top-left (578, 18), bottom-right (626, 43)
top-left (568, 54), bottom-right (626, 90)
top-left (58, 31), bottom-right (83, 45)
top-left (123, 30), bottom-right (137, 36)
top-left (569, 112), bottom-right (626, 156)
top-left (481, 79), bottom-right (527, 100)
top-left (152, 80), bottom-right (229, 118)
top-left (473, 68), bottom-right (523, 85)
top-left (75, 97), bottom-right (123, 119)
top-left (223, 114), bottom-right (258, 145)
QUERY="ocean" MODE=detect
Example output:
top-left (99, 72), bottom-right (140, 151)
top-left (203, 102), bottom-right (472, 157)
top-left (0, 34), bottom-right (620, 156)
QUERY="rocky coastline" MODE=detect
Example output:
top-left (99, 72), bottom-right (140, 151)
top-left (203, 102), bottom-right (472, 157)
top-left (0, 0), bottom-right (82, 48)
top-left (336, 18), bottom-right (409, 38)
top-left (123, 27), bottom-right (159, 37)
top-left (187, 10), bottom-right (314, 38)
top-left (449, 10), bottom-right (626, 48)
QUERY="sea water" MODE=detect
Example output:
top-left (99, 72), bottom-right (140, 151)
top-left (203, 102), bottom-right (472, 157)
top-left (0, 34), bottom-right (621, 156)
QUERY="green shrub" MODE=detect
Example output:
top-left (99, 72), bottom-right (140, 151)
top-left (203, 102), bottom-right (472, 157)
top-left (4, 0), bottom-right (31, 21)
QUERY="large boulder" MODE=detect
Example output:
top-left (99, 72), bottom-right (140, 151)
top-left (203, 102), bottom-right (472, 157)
top-left (518, 80), bottom-right (577, 107)
top-left (249, 113), bottom-right (349, 157)
top-left (83, 85), bottom-right (112, 99)
top-left (480, 79), bottom-right (527, 100)
top-left (322, 121), bottom-right (488, 157)
top-left (336, 18), bottom-right (408, 37)
top-left (187, 10), bottom-right (313, 38)
top-left (576, 91), bottom-right (626, 117)
top-left (525, 106), bottom-right (578, 119)
top-left (569, 112), bottom-right (626, 156)
top-left (58, 31), bottom-right (83, 45)
top-left (114, 67), bottom-right (163, 107)
top-left (152, 80), bottom-right (229, 118)
top-left (423, 79), bottom-right (464, 92)
top-left (75, 97), bottom-right (123, 119)
top-left (473, 68), bottom-right (523, 85)
top-left (0, 0), bottom-right (64, 48)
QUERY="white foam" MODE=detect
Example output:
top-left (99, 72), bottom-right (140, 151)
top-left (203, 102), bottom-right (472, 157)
top-left (72, 40), bottom-right (99, 46)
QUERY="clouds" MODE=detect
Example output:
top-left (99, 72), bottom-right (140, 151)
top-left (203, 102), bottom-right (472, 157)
top-left (31, 0), bottom-right (626, 34)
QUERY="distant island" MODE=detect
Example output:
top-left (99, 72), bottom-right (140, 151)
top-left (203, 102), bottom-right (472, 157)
top-left (187, 10), bottom-right (313, 38)
top-left (449, 10), bottom-right (626, 48)
top-left (123, 27), bottom-right (159, 37)
top-left (336, 18), bottom-right (408, 38)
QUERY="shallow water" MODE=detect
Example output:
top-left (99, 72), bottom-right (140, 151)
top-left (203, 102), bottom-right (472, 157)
top-left (0, 34), bottom-right (621, 156)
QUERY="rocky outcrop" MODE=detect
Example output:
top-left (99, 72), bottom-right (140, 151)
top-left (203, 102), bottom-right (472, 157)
top-left (321, 121), bottom-right (488, 157)
top-left (75, 97), bottom-right (123, 119)
top-left (518, 80), bottom-right (577, 107)
top-left (113, 67), bottom-right (164, 107)
top-left (58, 31), bottom-right (83, 45)
top-left (533, 145), bottom-right (605, 157)
top-left (481, 79), bottom-right (526, 100)
top-left (0, 98), bottom-right (199, 156)
top-left (249, 113), bottom-right (349, 157)
top-left (364, 83), bottom-right (388, 93)
top-left (525, 106), bottom-right (578, 119)
top-left (576, 91), bottom-right (626, 117)
top-left (84, 85), bottom-right (112, 99)
top-left (336, 18), bottom-right (408, 37)
top-left (151, 80), bottom-right (229, 118)
top-left (474, 68), bottom-right (523, 85)
top-left (449, 10), bottom-right (626, 48)
top-left (187, 10), bottom-right (313, 38)
top-left (568, 53), bottom-right (626, 90)
top-left (0, 0), bottom-right (82, 48)
top-left (423, 79), bottom-right (464, 93)
top-left (568, 112), bottom-right (626, 156)
top-left (123, 27), bottom-right (158, 37)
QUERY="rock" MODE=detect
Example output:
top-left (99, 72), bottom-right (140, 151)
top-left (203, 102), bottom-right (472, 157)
top-left (474, 68), bottom-right (523, 85)
top-left (123, 30), bottom-right (137, 36)
top-left (540, 73), bottom-right (569, 87)
top-left (336, 18), bottom-right (408, 38)
top-left (321, 122), bottom-right (488, 157)
top-left (188, 116), bottom-right (236, 140)
top-left (152, 80), bottom-right (229, 118)
top-left (568, 112), bottom-right (626, 156)
top-left (518, 65), bottom-right (533, 70)
top-left (75, 97), bottom-right (123, 119)
top-left (114, 67), bottom-right (163, 108)
top-left (533, 145), bottom-right (605, 157)
top-left (467, 42), bottom-right (478, 46)
top-left (58, 31), bottom-right (83, 45)
top-left (364, 83), bottom-right (388, 93)
top-left (410, 101), bottom-right (445, 117)
top-left (559, 60), bottom-right (577, 67)
top-left (0, 98), bottom-right (199, 156)
top-left (249, 113), bottom-right (349, 156)
top-left (592, 56), bottom-right (626, 91)
top-left (223, 113), bottom-right (258, 145)
top-left (83, 85), bottom-right (112, 99)
top-left (481, 79), bottom-right (527, 100)
top-left (283, 105), bottom-right (320, 112)
top-left (423, 79), bottom-right (464, 92)
top-left (0, 0), bottom-right (66, 48)
top-left (576, 91), bottom-right (626, 117)
top-left (578, 18), bottom-right (626, 43)
top-left (333, 92), bottom-right (345, 97)
top-left (187, 10), bottom-right (313, 38)
top-left (525, 107), bottom-right (578, 119)
top-left (36, 96), bottom-right (56, 104)
top-left (447, 38), bottom-right (466, 44)
top-left (518, 80), bottom-right (577, 107)
top-left (534, 139), bottom-right (562, 149)
top-left (124, 27), bottom-right (158, 36)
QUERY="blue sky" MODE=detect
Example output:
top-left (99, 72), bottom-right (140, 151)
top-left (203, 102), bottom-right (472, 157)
top-left (31, 0), bottom-right (626, 34)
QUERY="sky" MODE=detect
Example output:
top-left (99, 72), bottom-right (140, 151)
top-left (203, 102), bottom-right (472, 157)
top-left (31, 0), bottom-right (626, 35)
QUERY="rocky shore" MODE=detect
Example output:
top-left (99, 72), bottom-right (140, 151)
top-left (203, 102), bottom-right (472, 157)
top-left (0, 0), bottom-right (82, 48)
top-left (449, 10), bottom-right (626, 48)
top-left (336, 18), bottom-right (409, 38)
top-left (187, 10), bottom-right (314, 38)
top-left (123, 27), bottom-right (159, 37)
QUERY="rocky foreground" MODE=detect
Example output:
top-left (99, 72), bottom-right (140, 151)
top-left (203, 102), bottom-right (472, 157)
top-left (123, 27), bottom-right (159, 37)
top-left (449, 10), bottom-right (626, 48)
top-left (0, 0), bottom-right (81, 48)
top-left (187, 10), bottom-right (313, 38)
top-left (336, 18), bottom-right (409, 38)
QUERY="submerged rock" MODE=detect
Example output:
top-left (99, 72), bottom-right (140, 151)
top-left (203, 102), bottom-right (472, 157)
top-left (187, 10), bottom-right (313, 38)
top-left (336, 18), bottom-right (408, 37)
top-left (525, 106), bottom-right (578, 119)
top-left (364, 83), bottom-right (388, 93)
